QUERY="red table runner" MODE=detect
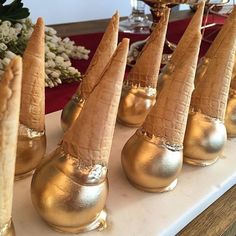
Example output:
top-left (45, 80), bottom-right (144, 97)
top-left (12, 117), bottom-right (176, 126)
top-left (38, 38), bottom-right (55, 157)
top-left (45, 14), bottom-right (225, 114)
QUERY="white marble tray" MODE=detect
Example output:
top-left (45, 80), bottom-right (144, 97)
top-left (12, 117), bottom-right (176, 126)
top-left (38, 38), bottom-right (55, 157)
top-left (13, 111), bottom-right (236, 236)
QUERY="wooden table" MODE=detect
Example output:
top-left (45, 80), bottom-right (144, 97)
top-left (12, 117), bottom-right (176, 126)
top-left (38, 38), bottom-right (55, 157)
top-left (49, 8), bottom-right (236, 236)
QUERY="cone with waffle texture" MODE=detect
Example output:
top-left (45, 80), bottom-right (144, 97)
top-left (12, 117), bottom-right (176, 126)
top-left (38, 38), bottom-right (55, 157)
top-left (117, 9), bottom-right (169, 127)
top-left (15, 18), bottom-right (46, 180)
top-left (0, 56), bottom-right (22, 236)
top-left (121, 10), bottom-right (202, 192)
top-left (63, 38), bottom-right (129, 165)
top-left (20, 17), bottom-right (45, 131)
top-left (31, 38), bottom-right (129, 234)
top-left (61, 12), bottom-right (119, 131)
top-left (191, 8), bottom-right (236, 121)
top-left (184, 8), bottom-right (236, 166)
top-left (126, 8), bottom-right (170, 88)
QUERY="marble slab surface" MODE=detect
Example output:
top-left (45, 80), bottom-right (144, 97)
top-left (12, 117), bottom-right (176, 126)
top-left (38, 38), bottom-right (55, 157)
top-left (13, 111), bottom-right (236, 236)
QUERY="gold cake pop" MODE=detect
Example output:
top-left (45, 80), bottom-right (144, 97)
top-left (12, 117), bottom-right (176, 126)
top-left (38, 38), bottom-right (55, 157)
top-left (121, 3), bottom-right (203, 192)
top-left (15, 17), bottom-right (46, 180)
top-left (117, 8), bottom-right (170, 127)
top-left (61, 12), bottom-right (119, 132)
top-left (0, 57), bottom-right (22, 236)
top-left (31, 38), bottom-right (129, 233)
top-left (184, 8), bottom-right (236, 166)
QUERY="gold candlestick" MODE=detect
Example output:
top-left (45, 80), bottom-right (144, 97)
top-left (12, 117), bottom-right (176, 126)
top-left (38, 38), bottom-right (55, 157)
top-left (15, 18), bottom-right (46, 180)
top-left (0, 57), bottom-right (22, 236)
top-left (61, 12), bottom-right (119, 132)
top-left (31, 39), bottom-right (129, 233)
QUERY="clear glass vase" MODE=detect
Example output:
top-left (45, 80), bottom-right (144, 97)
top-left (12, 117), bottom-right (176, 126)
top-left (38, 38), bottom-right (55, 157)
top-left (119, 0), bottom-right (151, 34)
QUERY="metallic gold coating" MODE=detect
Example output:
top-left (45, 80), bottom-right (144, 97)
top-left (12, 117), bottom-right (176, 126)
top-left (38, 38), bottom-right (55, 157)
top-left (15, 124), bottom-right (46, 180)
top-left (0, 220), bottom-right (15, 236)
top-left (184, 112), bottom-right (227, 166)
top-left (117, 84), bottom-right (156, 127)
top-left (60, 94), bottom-right (85, 132)
top-left (225, 90), bottom-right (236, 138)
top-left (31, 146), bottom-right (108, 234)
top-left (121, 129), bottom-right (182, 192)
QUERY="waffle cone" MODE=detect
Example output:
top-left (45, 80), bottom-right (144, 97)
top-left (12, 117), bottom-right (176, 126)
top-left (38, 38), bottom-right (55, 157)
top-left (78, 12), bottom-right (119, 98)
top-left (20, 17), bottom-right (45, 131)
top-left (206, 7), bottom-right (236, 58)
top-left (191, 13), bottom-right (236, 120)
top-left (231, 53), bottom-right (236, 90)
top-left (143, 33), bottom-right (201, 145)
top-left (63, 39), bottom-right (129, 165)
top-left (170, 1), bottom-right (204, 64)
top-left (127, 8), bottom-right (170, 88)
top-left (0, 57), bottom-right (22, 226)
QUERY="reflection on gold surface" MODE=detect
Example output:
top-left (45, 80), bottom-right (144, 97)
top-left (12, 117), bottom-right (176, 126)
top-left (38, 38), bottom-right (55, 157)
top-left (31, 147), bottom-right (108, 233)
top-left (184, 112), bottom-right (227, 166)
top-left (117, 84), bottom-right (156, 127)
top-left (15, 124), bottom-right (46, 180)
top-left (60, 94), bottom-right (85, 132)
top-left (121, 129), bottom-right (182, 192)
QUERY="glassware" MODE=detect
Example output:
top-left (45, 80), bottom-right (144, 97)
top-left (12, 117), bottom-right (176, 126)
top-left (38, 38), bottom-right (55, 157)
top-left (119, 0), bottom-right (152, 34)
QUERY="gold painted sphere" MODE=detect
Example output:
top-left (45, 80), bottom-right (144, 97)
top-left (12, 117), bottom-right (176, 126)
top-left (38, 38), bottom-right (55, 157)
top-left (121, 130), bottom-right (182, 192)
top-left (184, 112), bottom-right (227, 166)
top-left (61, 96), bottom-right (85, 132)
top-left (15, 126), bottom-right (46, 180)
top-left (31, 147), bottom-right (108, 234)
top-left (225, 95), bottom-right (236, 138)
top-left (117, 85), bottom-right (156, 127)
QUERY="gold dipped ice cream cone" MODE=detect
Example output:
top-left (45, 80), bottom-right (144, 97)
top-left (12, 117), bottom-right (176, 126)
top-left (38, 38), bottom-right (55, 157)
top-left (15, 17), bottom-right (46, 180)
top-left (117, 8), bottom-right (170, 127)
top-left (0, 56), bottom-right (22, 236)
top-left (121, 14), bottom-right (202, 193)
top-left (184, 8), bottom-right (236, 166)
top-left (61, 12), bottom-right (119, 132)
top-left (31, 39), bottom-right (129, 233)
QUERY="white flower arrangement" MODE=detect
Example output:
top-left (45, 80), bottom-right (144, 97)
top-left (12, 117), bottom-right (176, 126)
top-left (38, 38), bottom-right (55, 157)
top-left (0, 17), bottom-right (90, 87)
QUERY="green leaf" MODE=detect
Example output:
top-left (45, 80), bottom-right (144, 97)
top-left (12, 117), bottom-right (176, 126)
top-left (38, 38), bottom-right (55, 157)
top-left (0, 0), bottom-right (30, 21)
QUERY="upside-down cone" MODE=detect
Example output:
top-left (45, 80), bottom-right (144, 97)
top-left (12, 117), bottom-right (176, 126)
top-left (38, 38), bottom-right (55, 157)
top-left (78, 11), bottom-right (119, 98)
top-left (20, 17), bottom-right (45, 131)
top-left (191, 9), bottom-right (236, 121)
top-left (170, 1), bottom-right (204, 64)
top-left (126, 8), bottom-right (170, 88)
top-left (0, 57), bottom-right (22, 229)
top-left (63, 38), bottom-right (129, 165)
top-left (143, 33), bottom-right (202, 145)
